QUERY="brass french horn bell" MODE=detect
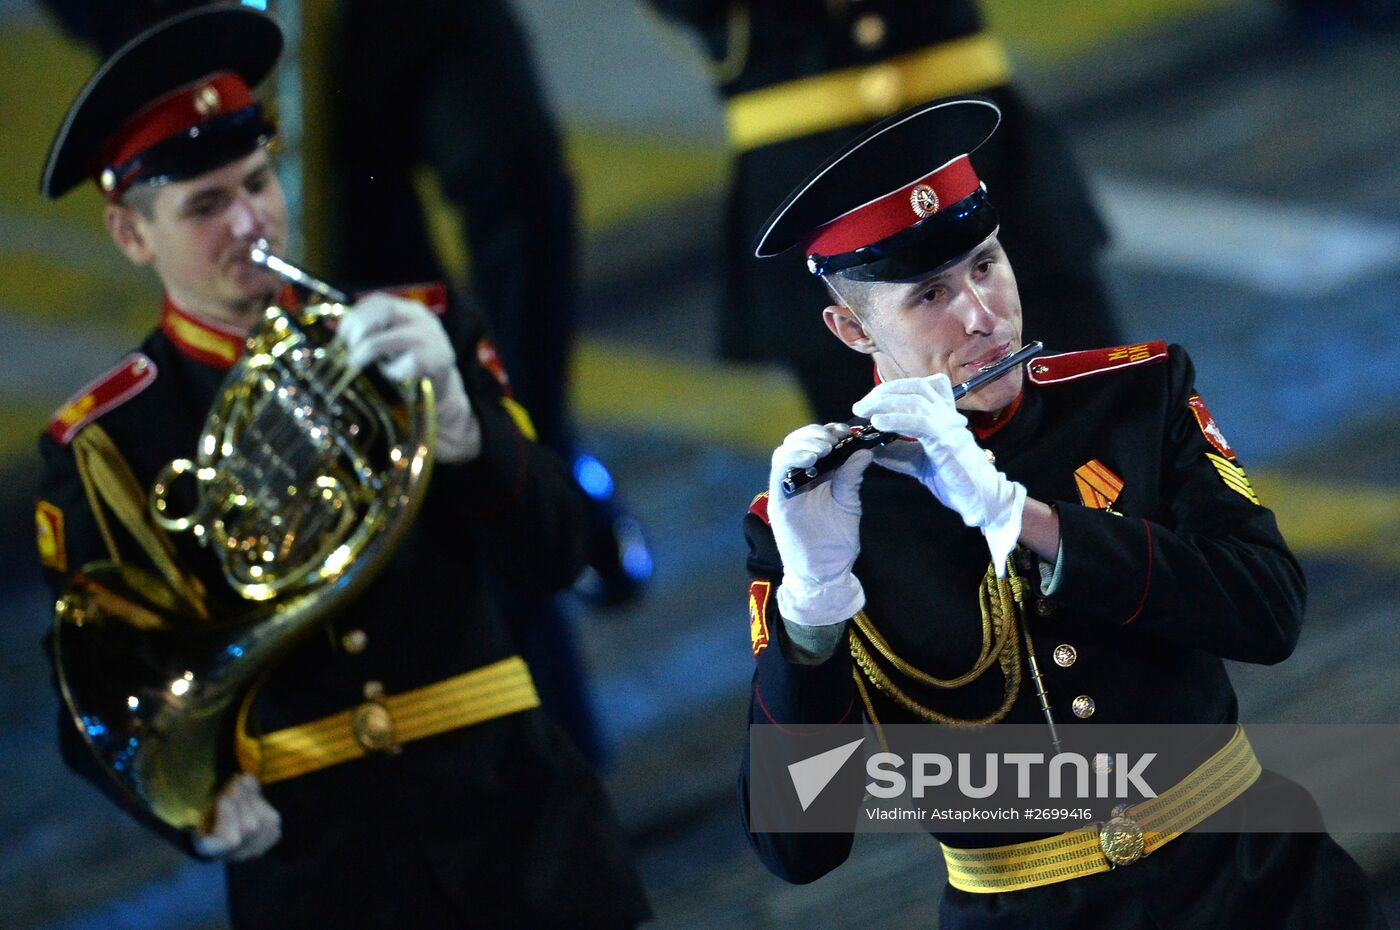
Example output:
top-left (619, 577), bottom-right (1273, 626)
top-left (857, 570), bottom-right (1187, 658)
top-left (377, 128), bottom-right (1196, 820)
top-left (53, 243), bottom-right (436, 830)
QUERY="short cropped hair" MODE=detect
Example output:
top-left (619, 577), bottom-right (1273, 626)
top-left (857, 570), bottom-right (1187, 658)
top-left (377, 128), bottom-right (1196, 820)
top-left (120, 182), bottom-right (160, 220)
top-left (821, 270), bottom-right (881, 316)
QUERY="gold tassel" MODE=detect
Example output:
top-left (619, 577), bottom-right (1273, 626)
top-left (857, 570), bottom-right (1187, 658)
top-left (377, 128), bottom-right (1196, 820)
top-left (849, 555), bottom-right (1024, 726)
top-left (70, 424), bottom-right (208, 619)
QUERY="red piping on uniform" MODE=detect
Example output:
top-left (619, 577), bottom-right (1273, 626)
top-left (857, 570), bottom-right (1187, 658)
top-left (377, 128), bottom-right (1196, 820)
top-left (1123, 519), bottom-right (1154, 625)
top-left (754, 683), bottom-right (856, 736)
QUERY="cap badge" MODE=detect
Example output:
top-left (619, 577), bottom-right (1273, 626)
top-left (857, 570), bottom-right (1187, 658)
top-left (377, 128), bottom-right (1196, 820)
top-left (910, 184), bottom-right (940, 218)
top-left (194, 84), bottom-right (222, 116)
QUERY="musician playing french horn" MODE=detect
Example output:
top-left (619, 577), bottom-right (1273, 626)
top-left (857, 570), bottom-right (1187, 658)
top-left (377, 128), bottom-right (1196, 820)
top-left (33, 7), bottom-right (649, 927)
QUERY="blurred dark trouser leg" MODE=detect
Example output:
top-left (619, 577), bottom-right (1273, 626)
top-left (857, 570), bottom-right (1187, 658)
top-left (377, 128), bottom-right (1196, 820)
top-left (506, 591), bottom-right (611, 768)
top-left (327, 0), bottom-right (614, 762)
top-left (422, 1), bottom-right (650, 613)
top-left (976, 86), bottom-right (1123, 351)
top-left (418, 0), bottom-right (576, 455)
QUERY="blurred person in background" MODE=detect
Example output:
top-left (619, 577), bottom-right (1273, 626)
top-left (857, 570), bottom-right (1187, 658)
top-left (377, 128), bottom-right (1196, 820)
top-left (32, 7), bottom-right (649, 926)
top-left (646, 0), bottom-right (1122, 423)
top-left (318, 0), bottom-right (652, 765)
top-left (1286, 0), bottom-right (1399, 37)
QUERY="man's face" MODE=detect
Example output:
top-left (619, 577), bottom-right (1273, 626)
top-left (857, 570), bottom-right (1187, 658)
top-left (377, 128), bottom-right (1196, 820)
top-left (832, 237), bottom-right (1024, 413)
top-left (121, 148), bottom-right (287, 316)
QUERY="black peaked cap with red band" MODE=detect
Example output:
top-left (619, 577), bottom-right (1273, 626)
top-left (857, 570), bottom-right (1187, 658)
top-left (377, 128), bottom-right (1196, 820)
top-left (41, 4), bottom-right (282, 201)
top-left (753, 97), bottom-right (1002, 283)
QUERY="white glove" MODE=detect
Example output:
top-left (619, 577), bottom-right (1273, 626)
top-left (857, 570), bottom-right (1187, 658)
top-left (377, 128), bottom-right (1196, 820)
top-left (338, 294), bottom-right (482, 464)
top-left (767, 423), bottom-right (874, 627)
top-left (192, 773), bottom-right (282, 861)
top-left (853, 375), bottom-right (1026, 575)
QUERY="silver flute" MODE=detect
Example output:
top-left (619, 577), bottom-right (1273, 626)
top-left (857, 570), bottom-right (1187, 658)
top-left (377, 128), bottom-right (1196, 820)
top-left (781, 340), bottom-right (1045, 496)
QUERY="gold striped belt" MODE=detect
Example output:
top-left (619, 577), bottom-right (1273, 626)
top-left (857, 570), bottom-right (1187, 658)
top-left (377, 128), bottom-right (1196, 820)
top-left (235, 656), bottom-right (539, 784)
top-left (726, 32), bottom-right (1012, 152)
top-left (941, 725), bottom-right (1261, 894)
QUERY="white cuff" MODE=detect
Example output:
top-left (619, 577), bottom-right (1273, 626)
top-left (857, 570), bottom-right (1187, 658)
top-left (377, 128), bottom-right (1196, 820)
top-left (780, 618), bottom-right (849, 665)
top-left (983, 481), bottom-right (1027, 577)
top-left (1038, 537), bottom-right (1066, 595)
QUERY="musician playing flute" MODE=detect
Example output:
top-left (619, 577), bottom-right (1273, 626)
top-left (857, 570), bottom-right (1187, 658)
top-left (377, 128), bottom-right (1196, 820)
top-left (33, 7), bottom-right (648, 927)
top-left (738, 97), bottom-right (1386, 928)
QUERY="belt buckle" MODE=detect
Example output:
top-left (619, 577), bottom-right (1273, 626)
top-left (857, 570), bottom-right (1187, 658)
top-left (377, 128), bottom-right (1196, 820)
top-left (1099, 804), bottom-right (1144, 867)
top-left (351, 681), bottom-right (402, 755)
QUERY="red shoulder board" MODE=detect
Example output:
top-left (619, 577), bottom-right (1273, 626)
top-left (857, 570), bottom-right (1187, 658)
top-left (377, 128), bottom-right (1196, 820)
top-left (475, 338), bottom-right (513, 395)
top-left (361, 281), bottom-right (448, 316)
top-left (748, 491), bottom-right (771, 525)
top-left (1187, 393), bottom-right (1236, 460)
top-left (47, 353), bottom-right (157, 445)
top-left (1028, 341), bottom-right (1168, 386)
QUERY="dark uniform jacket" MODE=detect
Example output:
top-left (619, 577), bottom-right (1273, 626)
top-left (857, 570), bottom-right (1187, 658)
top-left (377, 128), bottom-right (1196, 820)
top-left (35, 293), bottom-right (649, 928)
top-left (739, 344), bottom-right (1385, 928)
top-left (646, 0), bottom-right (1120, 421)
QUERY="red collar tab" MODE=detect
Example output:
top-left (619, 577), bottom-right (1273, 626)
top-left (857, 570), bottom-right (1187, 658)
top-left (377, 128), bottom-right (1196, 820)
top-left (161, 295), bottom-right (252, 369)
top-left (48, 353), bottom-right (158, 444)
top-left (967, 388), bottom-right (1023, 440)
top-left (1027, 341), bottom-right (1168, 386)
top-left (803, 156), bottom-right (980, 258)
top-left (97, 72), bottom-right (254, 200)
top-left (357, 281), bottom-right (448, 316)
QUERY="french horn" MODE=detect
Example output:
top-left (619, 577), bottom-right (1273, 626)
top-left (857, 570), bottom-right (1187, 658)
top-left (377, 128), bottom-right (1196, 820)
top-left (53, 244), bottom-right (435, 831)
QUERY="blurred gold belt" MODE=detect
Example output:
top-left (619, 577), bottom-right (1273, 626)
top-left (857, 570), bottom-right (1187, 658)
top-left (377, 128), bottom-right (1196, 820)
top-left (236, 656), bottom-right (539, 784)
top-left (941, 725), bottom-right (1261, 894)
top-left (726, 33), bottom-right (1011, 152)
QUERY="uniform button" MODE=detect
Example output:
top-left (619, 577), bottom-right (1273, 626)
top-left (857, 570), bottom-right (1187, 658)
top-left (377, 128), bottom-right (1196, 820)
top-left (1035, 597), bottom-right (1057, 618)
top-left (341, 628), bottom-right (368, 654)
top-left (852, 12), bottom-right (887, 50)
top-left (857, 64), bottom-right (903, 115)
top-left (1053, 643), bottom-right (1077, 667)
top-left (1072, 695), bottom-right (1096, 718)
top-left (351, 683), bottom-right (399, 754)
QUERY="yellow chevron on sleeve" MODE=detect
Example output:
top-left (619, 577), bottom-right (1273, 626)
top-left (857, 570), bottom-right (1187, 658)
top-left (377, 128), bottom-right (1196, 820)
top-left (1207, 453), bottom-right (1260, 505)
